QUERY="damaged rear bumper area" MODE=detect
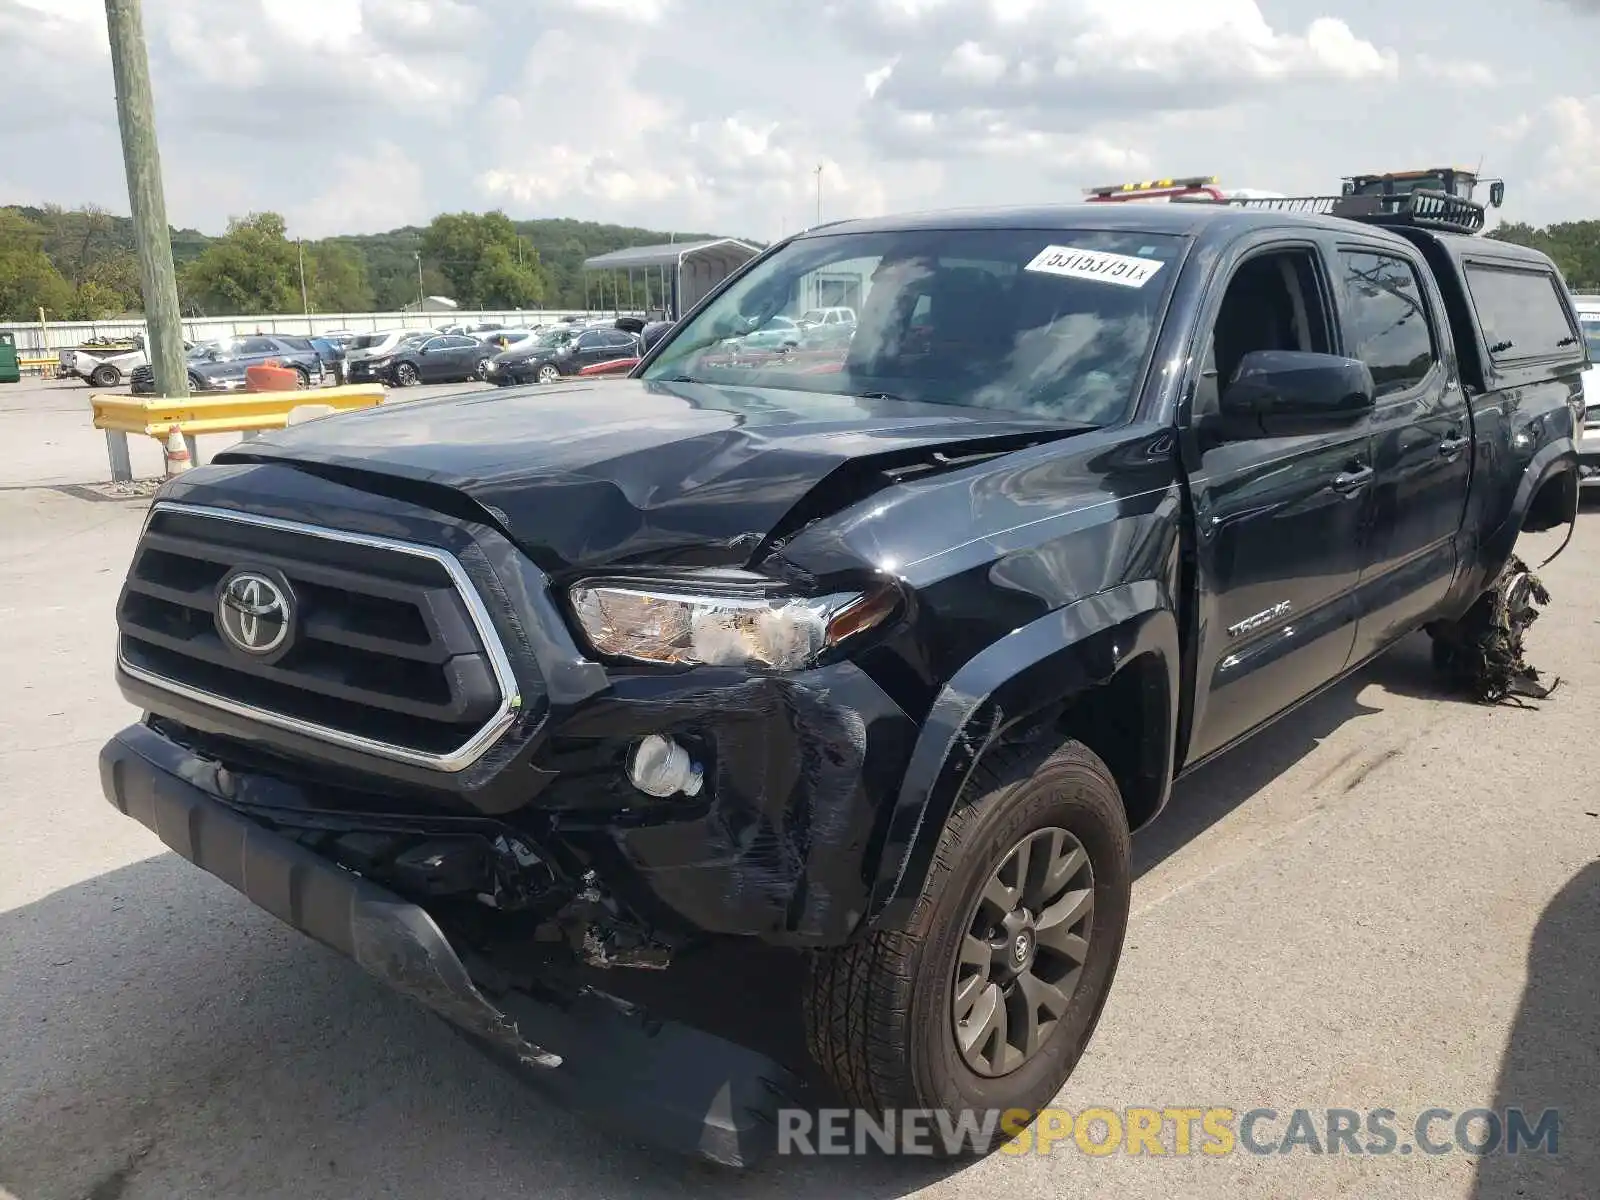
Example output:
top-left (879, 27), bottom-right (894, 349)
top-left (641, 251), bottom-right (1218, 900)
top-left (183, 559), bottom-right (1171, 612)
top-left (98, 723), bottom-right (804, 1167)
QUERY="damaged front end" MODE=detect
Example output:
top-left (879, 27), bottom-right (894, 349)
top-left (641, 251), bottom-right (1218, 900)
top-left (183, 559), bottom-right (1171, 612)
top-left (100, 720), bottom-right (808, 1165)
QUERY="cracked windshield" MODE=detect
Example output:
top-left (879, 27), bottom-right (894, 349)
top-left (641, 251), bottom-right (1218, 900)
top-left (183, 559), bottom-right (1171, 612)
top-left (643, 228), bottom-right (1187, 425)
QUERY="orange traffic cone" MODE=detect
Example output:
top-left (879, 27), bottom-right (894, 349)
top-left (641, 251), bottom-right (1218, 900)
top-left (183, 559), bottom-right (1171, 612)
top-left (164, 426), bottom-right (192, 477)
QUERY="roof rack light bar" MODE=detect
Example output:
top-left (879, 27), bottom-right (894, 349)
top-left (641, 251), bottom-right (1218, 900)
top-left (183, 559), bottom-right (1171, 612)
top-left (1085, 175), bottom-right (1219, 197)
top-left (1203, 188), bottom-right (1488, 235)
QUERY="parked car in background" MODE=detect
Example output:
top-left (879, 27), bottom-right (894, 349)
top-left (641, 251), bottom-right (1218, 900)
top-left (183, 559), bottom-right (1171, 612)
top-left (478, 328), bottom-right (539, 354)
top-left (1576, 296), bottom-right (1600, 488)
top-left (727, 314), bottom-right (804, 354)
top-left (640, 319), bottom-right (676, 353)
top-left (131, 336), bottom-right (324, 394)
top-left (349, 333), bottom-right (494, 387)
top-left (795, 306), bottom-right (857, 351)
top-left (306, 335), bottom-right (347, 384)
top-left (443, 321), bottom-right (509, 337)
top-left (487, 323), bottom-right (639, 385)
top-left (343, 329), bottom-right (424, 370)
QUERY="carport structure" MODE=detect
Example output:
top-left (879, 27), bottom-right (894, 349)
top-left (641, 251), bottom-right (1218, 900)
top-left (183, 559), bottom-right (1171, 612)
top-left (581, 239), bottom-right (761, 321)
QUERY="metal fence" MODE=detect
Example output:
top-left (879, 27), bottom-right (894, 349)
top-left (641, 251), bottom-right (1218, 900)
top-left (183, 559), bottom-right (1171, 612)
top-left (1, 308), bottom-right (640, 357)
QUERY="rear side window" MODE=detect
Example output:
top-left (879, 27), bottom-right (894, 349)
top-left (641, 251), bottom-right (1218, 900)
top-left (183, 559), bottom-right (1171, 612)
top-left (1338, 250), bottom-right (1437, 398)
top-left (1463, 263), bottom-right (1580, 363)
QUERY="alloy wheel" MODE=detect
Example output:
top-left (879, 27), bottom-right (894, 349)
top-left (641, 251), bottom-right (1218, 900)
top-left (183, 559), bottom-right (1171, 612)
top-left (951, 826), bottom-right (1095, 1077)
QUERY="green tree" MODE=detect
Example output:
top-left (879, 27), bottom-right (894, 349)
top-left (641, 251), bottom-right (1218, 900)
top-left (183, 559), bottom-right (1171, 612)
top-left (307, 241), bottom-right (373, 313)
top-left (422, 211), bottom-right (547, 308)
top-left (0, 210), bottom-right (75, 320)
top-left (1488, 220), bottom-right (1600, 289)
top-left (179, 211), bottom-right (301, 315)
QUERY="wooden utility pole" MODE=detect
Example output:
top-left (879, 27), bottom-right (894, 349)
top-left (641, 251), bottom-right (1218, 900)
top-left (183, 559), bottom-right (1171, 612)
top-left (104, 0), bottom-right (187, 400)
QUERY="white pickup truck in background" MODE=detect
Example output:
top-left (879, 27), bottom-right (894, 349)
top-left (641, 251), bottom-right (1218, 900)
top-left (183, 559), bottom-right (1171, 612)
top-left (58, 336), bottom-right (150, 388)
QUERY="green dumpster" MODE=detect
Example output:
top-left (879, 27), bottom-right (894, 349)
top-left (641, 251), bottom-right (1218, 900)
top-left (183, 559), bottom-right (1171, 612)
top-left (0, 332), bottom-right (19, 384)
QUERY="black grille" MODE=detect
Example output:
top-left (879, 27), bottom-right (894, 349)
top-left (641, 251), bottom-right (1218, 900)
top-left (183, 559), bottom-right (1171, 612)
top-left (117, 506), bottom-right (516, 765)
top-left (130, 365), bottom-right (155, 393)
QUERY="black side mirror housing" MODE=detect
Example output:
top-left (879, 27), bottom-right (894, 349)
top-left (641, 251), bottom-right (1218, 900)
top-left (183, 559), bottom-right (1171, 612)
top-left (1488, 180), bottom-right (1505, 208)
top-left (1216, 350), bottom-right (1376, 438)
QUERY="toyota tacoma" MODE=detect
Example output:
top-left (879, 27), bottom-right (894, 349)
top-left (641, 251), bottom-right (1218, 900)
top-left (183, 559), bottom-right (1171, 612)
top-left (99, 190), bottom-right (1585, 1165)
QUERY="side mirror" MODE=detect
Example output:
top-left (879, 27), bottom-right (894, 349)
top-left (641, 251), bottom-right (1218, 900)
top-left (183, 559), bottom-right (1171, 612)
top-left (1488, 180), bottom-right (1505, 208)
top-left (1216, 350), bottom-right (1375, 438)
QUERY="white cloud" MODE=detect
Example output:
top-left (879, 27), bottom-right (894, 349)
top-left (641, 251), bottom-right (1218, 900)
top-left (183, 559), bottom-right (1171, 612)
top-left (1413, 53), bottom-right (1497, 87)
top-left (288, 143), bottom-right (428, 238)
top-left (0, 0), bottom-right (1593, 236)
top-left (1510, 94), bottom-right (1600, 202)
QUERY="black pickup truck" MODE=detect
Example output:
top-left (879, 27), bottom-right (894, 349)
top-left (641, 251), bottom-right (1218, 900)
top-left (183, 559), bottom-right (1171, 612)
top-left (98, 193), bottom-right (1585, 1164)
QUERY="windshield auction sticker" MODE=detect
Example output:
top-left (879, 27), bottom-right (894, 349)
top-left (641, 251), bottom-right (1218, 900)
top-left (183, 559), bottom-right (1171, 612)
top-left (1024, 245), bottom-right (1165, 288)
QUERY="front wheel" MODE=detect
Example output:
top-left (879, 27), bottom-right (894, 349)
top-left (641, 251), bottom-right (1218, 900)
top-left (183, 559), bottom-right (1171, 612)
top-left (393, 362), bottom-right (420, 387)
top-left (536, 363), bottom-right (561, 385)
top-left (805, 739), bottom-right (1131, 1155)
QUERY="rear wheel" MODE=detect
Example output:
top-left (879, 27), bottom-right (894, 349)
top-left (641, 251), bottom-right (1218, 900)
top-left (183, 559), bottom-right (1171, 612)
top-left (90, 364), bottom-right (121, 388)
top-left (293, 365), bottom-right (311, 389)
top-left (805, 739), bottom-right (1132, 1156)
top-left (394, 361), bottom-right (420, 387)
top-left (473, 357), bottom-right (491, 381)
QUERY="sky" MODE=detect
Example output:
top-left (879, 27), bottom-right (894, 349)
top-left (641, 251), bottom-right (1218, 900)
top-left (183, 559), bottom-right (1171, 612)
top-left (2, 0), bottom-right (1597, 242)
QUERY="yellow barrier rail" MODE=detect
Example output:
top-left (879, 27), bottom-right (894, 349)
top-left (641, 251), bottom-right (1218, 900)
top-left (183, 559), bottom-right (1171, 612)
top-left (20, 356), bottom-right (58, 376)
top-left (92, 383), bottom-right (387, 438)
top-left (92, 384), bottom-right (388, 482)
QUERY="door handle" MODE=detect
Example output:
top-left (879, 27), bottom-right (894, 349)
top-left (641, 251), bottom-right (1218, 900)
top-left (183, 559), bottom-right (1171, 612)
top-left (1332, 465), bottom-right (1374, 495)
top-left (1439, 433), bottom-right (1471, 459)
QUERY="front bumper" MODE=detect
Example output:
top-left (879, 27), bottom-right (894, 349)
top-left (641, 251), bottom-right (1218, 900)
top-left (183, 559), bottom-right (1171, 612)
top-left (98, 722), bottom-right (804, 1167)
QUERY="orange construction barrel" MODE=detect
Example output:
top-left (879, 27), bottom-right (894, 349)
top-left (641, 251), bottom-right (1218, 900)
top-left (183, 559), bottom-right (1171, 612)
top-left (246, 361), bottom-right (300, 392)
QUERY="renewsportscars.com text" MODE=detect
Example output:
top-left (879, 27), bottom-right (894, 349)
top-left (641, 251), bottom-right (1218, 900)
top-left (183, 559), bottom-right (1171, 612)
top-left (777, 1106), bottom-right (1561, 1158)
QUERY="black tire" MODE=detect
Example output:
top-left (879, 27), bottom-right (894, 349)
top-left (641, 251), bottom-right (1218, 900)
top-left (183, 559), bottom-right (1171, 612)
top-left (293, 365), bottom-right (311, 389)
top-left (188, 373), bottom-right (205, 392)
top-left (90, 364), bottom-right (121, 388)
top-left (394, 361), bottom-right (420, 387)
top-left (473, 357), bottom-right (491, 381)
top-left (805, 739), bottom-right (1131, 1156)
top-left (536, 363), bottom-right (561, 385)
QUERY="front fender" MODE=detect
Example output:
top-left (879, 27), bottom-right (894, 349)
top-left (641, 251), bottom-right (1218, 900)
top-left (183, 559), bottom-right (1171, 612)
top-left (864, 579), bottom-right (1180, 930)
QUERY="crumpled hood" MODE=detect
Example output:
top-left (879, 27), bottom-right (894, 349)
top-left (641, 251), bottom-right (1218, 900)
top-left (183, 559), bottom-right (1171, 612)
top-left (214, 378), bottom-right (1083, 573)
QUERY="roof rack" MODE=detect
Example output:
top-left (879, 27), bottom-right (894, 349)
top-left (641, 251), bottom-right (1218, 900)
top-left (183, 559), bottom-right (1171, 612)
top-left (1198, 188), bottom-right (1488, 235)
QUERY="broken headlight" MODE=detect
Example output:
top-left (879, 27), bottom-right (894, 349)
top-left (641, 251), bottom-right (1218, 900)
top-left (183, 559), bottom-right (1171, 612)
top-left (569, 579), bottom-right (897, 670)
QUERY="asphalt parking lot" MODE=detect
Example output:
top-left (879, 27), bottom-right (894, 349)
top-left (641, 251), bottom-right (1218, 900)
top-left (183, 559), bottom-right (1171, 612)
top-left (0, 378), bottom-right (1595, 1199)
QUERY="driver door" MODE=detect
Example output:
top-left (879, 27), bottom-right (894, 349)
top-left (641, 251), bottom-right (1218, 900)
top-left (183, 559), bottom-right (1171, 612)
top-left (1181, 236), bottom-right (1378, 762)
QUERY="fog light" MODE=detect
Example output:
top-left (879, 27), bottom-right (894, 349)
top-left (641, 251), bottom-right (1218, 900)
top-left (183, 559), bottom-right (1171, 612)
top-left (626, 734), bottom-right (704, 798)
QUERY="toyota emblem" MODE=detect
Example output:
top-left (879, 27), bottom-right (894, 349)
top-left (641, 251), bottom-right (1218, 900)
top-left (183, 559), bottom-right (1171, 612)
top-left (216, 569), bottom-right (294, 657)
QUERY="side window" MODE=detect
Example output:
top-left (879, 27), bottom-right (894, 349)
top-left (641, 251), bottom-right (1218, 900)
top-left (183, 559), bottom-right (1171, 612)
top-left (446, 336), bottom-right (478, 349)
top-left (420, 337), bottom-right (446, 352)
top-left (1462, 263), bottom-right (1581, 363)
top-left (238, 337), bottom-right (277, 355)
top-left (577, 331), bottom-right (604, 349)
top-left (1338, 250), bottom-right (1436, 398)
top-left (1197, 247), bottom-right (1332, 417)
